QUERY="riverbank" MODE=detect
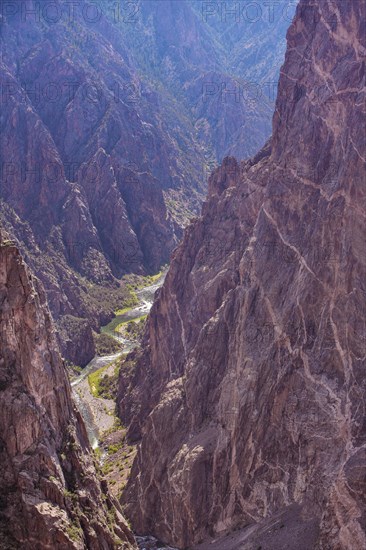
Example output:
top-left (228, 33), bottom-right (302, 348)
top-left (71, 352), bottom-right (121, 448)
top-left (71, 270), bottom-right (167, 448)
top-left (73, 360), bottom-right (117, 446)
top-left (70, 269), bottom-right (171, 545)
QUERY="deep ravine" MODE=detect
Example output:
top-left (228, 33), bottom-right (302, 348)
top-left (71, 273), bottom-right (166, 450)
top-left (70, 271), bottom-right (176, 549)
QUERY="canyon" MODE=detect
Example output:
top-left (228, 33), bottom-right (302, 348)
top-left (118, 0), bottom-right (366, 548)
top-left (0, 0), bottom-right (292, 367)
top-left (1, 0), bottom-right (365, 549)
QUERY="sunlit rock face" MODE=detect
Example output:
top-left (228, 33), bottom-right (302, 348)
top-left (118, 0), bottom-right (366, 548)
top-left (0, 231), bottom-right (136, 549)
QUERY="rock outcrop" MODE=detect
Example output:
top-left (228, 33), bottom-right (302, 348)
top-left (118, 1), bottom-right (366, 548)
top-left (0, 229), bottom-right (136, 549)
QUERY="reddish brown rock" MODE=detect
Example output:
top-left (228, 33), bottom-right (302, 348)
top-left (0, 229), bottom-right (136, 549)
top-left (118, 1), bottom-right (366, 548)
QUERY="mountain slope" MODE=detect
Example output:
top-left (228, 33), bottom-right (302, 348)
top-left (122, 0), bottom-right (281, 161)
top-left (192, 0), bottom-right (297, 85)
top-left (0, 229), bottom-right (136, 549)
top-left (118, 0), bottom-right (366, 548)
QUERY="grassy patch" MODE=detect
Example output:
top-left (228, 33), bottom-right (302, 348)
top-left (88, 361), bottom-right (122, 400)
top-left (88, 364), bottom-right (111, 397)
top-left (108, 441), bottom-right (124, 455)
top-left (114, 290), bottom-right (138, 315)
top-left (97, 365), bottom-right (120, 400)
top-left (114, 306), bottom-right (133, 316)
top-left (101, 311), bottom-right (146, 341)
top-left (120, 268), bottom-right (166, 293)
top-left (85, 283), bottom-right (136, 315)
top-left (101, 315), bottom-right (126, 334)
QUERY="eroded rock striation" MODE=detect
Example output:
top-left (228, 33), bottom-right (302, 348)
top-left (0, 230), bottom-right (136, 549)
top-left (118, 1), bottom-right (366, 548)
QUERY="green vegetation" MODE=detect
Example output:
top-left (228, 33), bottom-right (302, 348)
top-left (83, 283), bottom-right (136, 315)
top-left (58, 315), bottom-right (91, 343)
top-left (101, 315), bottom-right (126, 334)
top-left (65, 522), bottom-right (82, 542)
top-left (96, 407), bottom-right (137, 499)
top-left (124, 317), bottom-right (146, 341)
top-left (101, 311), bottom-right (146, 340)
top-left (57, 282), bottom-right (136, 339)
top-left (119, 268), bottom-right (166, 295)
top-left (0, 202), bottom-right (146, 362)
top-left (107, 441), bottom-right (124, 455)
top-left (93, 447), bottom-right (102, 461)
top-left (114, 305), bottom-right (134, 316)
top-left (102, 462), bottom-right (113, 475)
top-left (102, 268), bottom-right (165, 341)
top-left (114, 315), bottom-right (146, 336)
top-left (88, 361), bottom-right (122, 400)
top-left (107, 508), bottom-right (116, 529)
top-left (97, 367), bottom-right (120, 400)
top-left (65, 361), bottom-right (82, 379)
top-left (55, 275), bottom-right (140, 350)
top-left (88, 364), bottom-right (111, 397)
top-left (114, 290), bottom-right (138, 314)
top-left (94, 332), bottom-right (122, 356)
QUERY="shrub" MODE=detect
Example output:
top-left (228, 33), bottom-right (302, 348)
top-left (94, 333), bottom-right (122, 356)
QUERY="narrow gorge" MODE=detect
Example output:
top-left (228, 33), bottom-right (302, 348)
top-left (0, 0), bottom-right (365, 549)
top-left (0, 0), bottom-right (293, 368)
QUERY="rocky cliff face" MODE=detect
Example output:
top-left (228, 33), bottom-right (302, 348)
top-left (118, 1), bottom-right (366, 548)
top-left (0, 229), bottom-right (136, 549)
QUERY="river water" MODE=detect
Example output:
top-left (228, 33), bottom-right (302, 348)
top-left (71, 273), bottom-right (166, 448)
top-left (71, 271), bottom-right (179, 549)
